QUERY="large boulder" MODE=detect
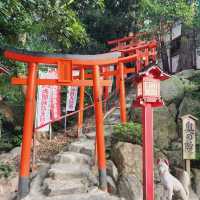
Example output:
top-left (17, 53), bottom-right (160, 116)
top-left (111, 142), bottom-right (142, 181)
top-left (160, 76), bottom-right (185, 104)
top-left (154, 106), bottom-right (177, 150)
top-left (162, 142), bottom-right (183, 167)
top-left (107, 160), bottom-right (118, 183)
top-left (176, 69), bottom-right (200, 80)
top-left (129, 105), bottom-right (177, 150)
top-left (118, 175), bottom-right (143, 200)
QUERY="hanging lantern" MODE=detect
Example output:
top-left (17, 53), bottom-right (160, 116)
top-left (134, 65), bottom-right (170, 107)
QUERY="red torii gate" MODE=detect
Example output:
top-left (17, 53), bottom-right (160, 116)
top-left (2, 39), bottom-right (157, 198)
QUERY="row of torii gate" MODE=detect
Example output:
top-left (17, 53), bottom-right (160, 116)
top-left (2, 33), bottom-right (170, 200)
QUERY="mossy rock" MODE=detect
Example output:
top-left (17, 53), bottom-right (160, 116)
top-left (154, 106), bottom-right (177, 150)
top-left (161, 76), bottom-right (185, 104)
top-left (129, 106), bottom-right (177, 150)
top-left (178, 93), bottom-right (200, 129)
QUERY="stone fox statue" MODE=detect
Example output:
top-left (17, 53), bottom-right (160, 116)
top-left (157, 159), bottom-right (190, 200)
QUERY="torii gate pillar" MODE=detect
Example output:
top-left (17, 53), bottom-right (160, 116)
top-left (18, 63), bottom-right (38, 198)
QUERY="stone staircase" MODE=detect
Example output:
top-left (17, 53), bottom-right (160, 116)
top-left (24, 133), bottom-right (121, 200)
top-left (23, 86), bottom-right (135, 200)
top-left (105, 86), bottom-right (136, 125)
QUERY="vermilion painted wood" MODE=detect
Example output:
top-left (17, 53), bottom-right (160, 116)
top-left (77, 67), bottom-right (85, 136)
top-left (119, 62), bottom-right (127, 123)
top-left (142, 103), bottom-right (154, 200)
top-left (57, 60), bottom-right (72, 82)
top-left (4, 50), bottom-right (119, 66)
top-left (119, 41), bottom-right (157, 53)
top-left (107, 32), bottom-right (146, 45)
top-left (72, 67), bottom-right (135, 79)
top-left (19, 63), bottom-right (38, 197)
top-left (103, 66), bottom-right (109, 112)
top-left (20, 63), bottom-right (38, 177)
top-left (11, 77), bottom-right (112, 86)
top-left (93, 65), bottom-right (107, 191)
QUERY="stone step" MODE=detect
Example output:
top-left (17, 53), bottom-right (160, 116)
top-left (54, 152), bottom-right (91, 165)
top-left (43, 178), bottom-right (89, 196)
top-left (68, 138), bottom-right (95, 156)
top-left (105, 117), bottom-right (120, 125)
top-left (85, 132), bottom-right (96, 140)
top-left (111, 110), bottom-right (120, 117)
top-left (85, 126), bottom-right (113, 140)
top-left (48, 163), bottom-right (90, 180)
top-left (39, 189), bottom-right (121, 200)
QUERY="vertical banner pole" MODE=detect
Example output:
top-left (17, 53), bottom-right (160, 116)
top-left (93, 65), bottom-right (107, 191)
top-left (18, 63), bottom-right (38, 198)
top-left (142, 103), bottom-right (154, 200)
top-left (78, 68), bottom-right (85, 137)
top-left (119, 62), bottom-right (127, 124)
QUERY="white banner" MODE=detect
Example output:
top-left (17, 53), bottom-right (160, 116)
top-left (35, 71), bottom-right (51, 131)
top-left (35, 69), bottom-right (61, 131)
top-left (48, 69), bottom-right (61, 121)
top-left (66, 70), bottom-right (79, 112)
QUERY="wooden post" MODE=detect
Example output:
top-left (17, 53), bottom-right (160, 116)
top-left (77, 68), bottom-right (85, 137)
top-left (136, 49), bottom-right (141, 73)
top-left (142, 103), bottom-right (154, 200)
top-left (119, 62), bottom-right (127, 123)
top-left (18, 63), bottom-right (38, 198)
top-left (185, 160), bottom-right (191, 177)
top-left (93, 65), bottom-right (107, 191)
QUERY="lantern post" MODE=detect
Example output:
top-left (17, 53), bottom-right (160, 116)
top-left (133, 65), bottom-right (170, 200)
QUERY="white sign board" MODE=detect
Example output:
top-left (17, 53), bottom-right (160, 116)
top-left (181, 115), bottom-right (197, 160)
top-left (66, 70), bottom-right (79, 112)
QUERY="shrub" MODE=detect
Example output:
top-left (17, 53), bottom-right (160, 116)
top-left (112, 122), bottom-right (142, 145)
top-left (0, 162), bottom-right (12, 178)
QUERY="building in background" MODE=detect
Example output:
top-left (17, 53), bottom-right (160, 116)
top-left (164, 22), bottom-right (199, 73)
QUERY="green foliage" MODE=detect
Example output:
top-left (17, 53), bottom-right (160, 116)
top-left (0, 0), bottom-right (92, 50)
top-left (0, 162), bottom-right (12, 178)
top-left (138, 0), bottom-right (199, 35)
top-left (0, 112), bottom-right (22, 152)
top-left (113, 122), bottom-right (142, 145)
top-left (11, 127), bottom-right (22, 147)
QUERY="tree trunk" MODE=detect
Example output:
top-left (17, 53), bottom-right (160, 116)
top-left (160, 41), bottom-right (170, 73)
